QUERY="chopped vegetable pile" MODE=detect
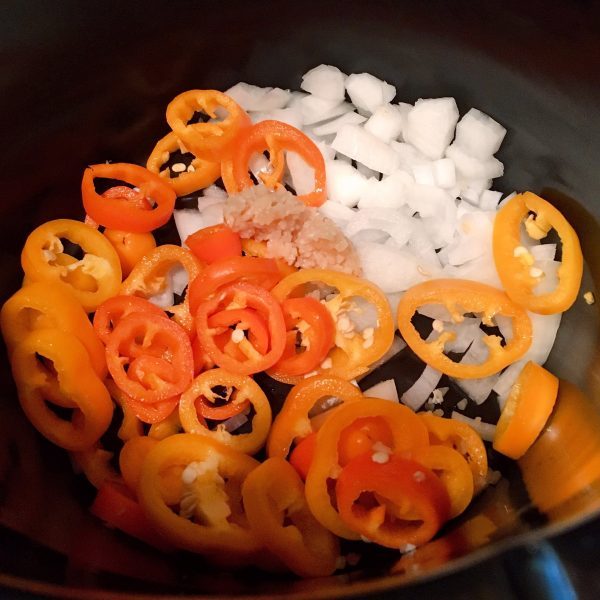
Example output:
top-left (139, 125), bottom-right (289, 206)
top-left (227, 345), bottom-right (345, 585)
top-left (0, 64), bottom-right (588, 578)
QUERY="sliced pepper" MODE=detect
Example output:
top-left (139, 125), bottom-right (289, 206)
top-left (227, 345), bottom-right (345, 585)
top-left (106, 380), bottom-right (144, 441)
top-left (185, 224), bottom-right (242, 265)
top-left (1, 281), bottom-right (106, 379)
top-left (119, 435), bottom-right (159, 494)
top-left (224, 120), bottom-right (326, 207)
top-left (165, 90), bottom-right (251, 162)
top-left (81, 163), bottom-right (176, 233)
top-left (267, 374), bottom-right (363, 460)
top-left (305, 398), bottom-right (429, 539)
top-left (94, 295), bottom-right (167, 345)
top-left (178, 368), bottom-right (272, 455)
top-left (188, 255), bottom-right (282, 315)
top-left (493, 192), bottom-right (583, 314)
top-left (336, 453), bottom-right (451, 549)
top-left (72, 444), bottom-right (121, 489)
top-left (146, 131), bottom-right (221, 196)
top-left (493, 361), bottom-right (559, 459)
top-left (103, 229), bottom-right (157, 278)
top-left (269, 297), bottom-right (336, 378)
top-left (20, 218), bottom-right (122, 312)
top-left (121, 244), bottom-right (201, 336)
top-left (418, 412), bottom-right (488, 494)
top-left (137, 433), bottom-right (261, 556)
top-left (397, 279), bottom-right (532, 379)
top-left (408, 445), bottom-right (474, 518)
top-left (195, 282), bottom-right (286, 376)
top-left (271, 268), bottom-right (395, 382)
top-left (105, 312), bottom-right (193, 404)
top-left (10, 328), bottom-right (113, 451)
top-left (241, 238), bottom-right (297, 278)
top-left (242, 457), bottom-right (340, 577)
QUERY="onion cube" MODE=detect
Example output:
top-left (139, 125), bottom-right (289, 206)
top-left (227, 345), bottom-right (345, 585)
top-left (391, 141), bottom-right (430, 170)
top-left (332, 124), bottom-right (401, 175)
top-left (404, 98), bottom-right (459, 160)
top-left (454, 108), bottom-right (507, 159)
top-left (432, 158), bottom-right (456, 188)
top-left (479, 189), bottom-right (503, 211)
top-left (364, 104), bottom-right (404, 143)
top-left (446, 144), bottom-right (504, 179)
top-left (312, 111), bottom-right (366, 136)
top-left (345, 73), bottom-right (396, 114)
top-left (357, 171), bottom-right (412, 210)
top-left (301, 64), bottom-right (347, 101)
top-left (325, 160), bottom-right (367, 207)
top-left (300, 95), bottom-right (354, 125)
top-left (225, 82), bottom-right (290, 111)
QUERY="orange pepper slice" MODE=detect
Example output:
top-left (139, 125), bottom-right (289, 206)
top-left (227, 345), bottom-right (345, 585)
top-left (397, 279), bottom-right (532, 379)
top-left (165, 90), bottom-right (251, 162)
top-left (224, 120), bottom-right (327, 207)
top-left (242, 457), bottom-right (340, 577)
top-left (493, 361), bottom-right (559, 459)
top-left (493, 192), bottom-right (583, 314)
top-left (146, 131), bottom-right (221, 196)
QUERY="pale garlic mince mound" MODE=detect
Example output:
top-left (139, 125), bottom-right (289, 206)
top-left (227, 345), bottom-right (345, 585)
top-left (223, 185), bottom-right (362, 276)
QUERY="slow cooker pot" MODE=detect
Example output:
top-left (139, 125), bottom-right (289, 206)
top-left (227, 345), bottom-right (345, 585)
top-left (1, 0), bottom-right (599, 598)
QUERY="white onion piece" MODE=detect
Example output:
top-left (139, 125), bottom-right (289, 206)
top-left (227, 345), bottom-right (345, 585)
top-left (332, 124), bottom-right (401, 175)
top-left (493, 361), bottom-right (524, 409)
top-left (325, 160), bottom-right (367, 207)
top-left (530, 244), bottom-right (557, 261)
top-left (350, 229), bottom-right (389, 245)
top-left (432, 158), bottom-right (456, 189)
top-left (174, 209), bottom-right (204, 246)
top-left (249, 152), bottom-right (271, 180)
top-left (524, 311), bottom-right (562, 365)
top-left (225, 83), bottom-right (289, 111)
top-left (356, 162), bottom-right (379, 180)
top-left (401, 365), bottom-right (443, 411)
top-left (446, 144), bottom-right (504, 180)
top-left (312, 111), bottom-right (366, 137)
top-left (345, 73), bottom-right (396, 114)
top-left (201, 185), bottom-right (228, 201)
top-left (148, 282), bottom-right (174, 309)
top-left (407, 221), bottom-right (442, 270)
top-left (479, 190), bottom-right (502, 211)
top-left (454, 374), bottom-right (499, 405)
top-left (533, 260), bottom-right (560, 295)
top-left (318, 200), bottom-right (357, 226)
top-left (364, 379), bottom-right (399, 402)
top-left (406, 184), bottom-right (456, 220)
top-left (494, 314), bottom-right (513, 342)
top-left (357, 171), bottom-right (413, 210)
top-left (444, 254), bottom-right (502, 288)
top-left (412, 163), bottom-right (436, 186)
top-left (170, 265), bottom-right (189, 296)
top-left (364, 104), bottom-right (404, 143)
top-left (355, 243), bottom-right (431, 293)
top-left (450, 411), bottom-right (496, 442)
top-left (286, 151), bottom-right (315, 196)
top-left (385, 292), bottom-right (403, 318)
top-left (301, 64), bottom-right (347, 101)
top-left (391, 141), bottom-right (430, 169)
top-left (200, 203), bottom-right (225, 227)
top-left (250, 107), bottom-right (304, 130)
top-left (344, 208), bottom-right (414, 248)
top-left (404, 98), bottom-right (459, 160)
top-left (417, 304), bottom-right (451, 321)
top-left (197, 194), bottom-right (226, 212)
top-left (301, 96), bottom-right (354, 125)
top-left (222, 412), bottom-right (249, 433)
top-left (444, 318), bottom-right (482, 353)
top-left (454, 108), bottom-right (506, 159)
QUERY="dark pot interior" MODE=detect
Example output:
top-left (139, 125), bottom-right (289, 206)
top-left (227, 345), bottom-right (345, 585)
top-left (1, 1), bottom-right (599, 598)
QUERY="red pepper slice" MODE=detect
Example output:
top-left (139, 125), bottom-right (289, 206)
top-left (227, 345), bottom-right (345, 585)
top-left (336, 454), bottom-right (451, 549)
top-left (122, 394), bottom-right (180, 425)
top-left (93, 295), bottom-right (168, 345)
top-left (225, 120), bottom-right (327, 207)
top-left (195, 282), bottom-right (286, 375)
top-left (81, 163), bottom-right (176, 233)
top-left (90, 482), bottom-right (171, 551)
top-left (207, 308), bottom-right (270, 355)
top-left (106, 312), bottom-right (193, 403)
top-left (269, 297), bottom-right (336, 377)
top-left (185, 224), bottom-right (242, 265)
top-left (188, 256), bottom-right (282, 315)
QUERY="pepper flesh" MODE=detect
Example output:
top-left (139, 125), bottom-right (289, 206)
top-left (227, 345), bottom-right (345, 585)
top-left (20, 218), bottom-right (122, 312)
top-left (1, 282), bottom-right (106, 379)
top-left (146, 131), bottom-right (221, 196)
top-left (179, 368), bottom-right (272, 455)
top-left (493, 361), bottom-right (559, 459)
top-left (493, 192), bottom-right (583, 314)
top-left (165, 90), bottom-right (251, 162)
top-left (397, 279), bottom-right (532, 379)
top-left (81, 163), bottom-right (176, 233)
top-left (10, 328), bottom-right (113, 451)
top-left (137, 434), bottom-right (261, 556)
top-left (271, 268), bottom-right (394, 382)
top-left (242, 457), bottom-right (340, 577)
top-left (304, 398), bottom-right (429, 539)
